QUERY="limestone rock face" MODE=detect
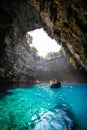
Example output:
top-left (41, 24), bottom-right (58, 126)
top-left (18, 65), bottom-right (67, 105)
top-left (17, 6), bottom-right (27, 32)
top-left (0, 0), bottom-right (42, 82)
top-left (0, 0), bottom-right (87, 82)
top-left (0, 32), bottom-right (36, 82)
top-left (28, 0), bottom-right (87, 70)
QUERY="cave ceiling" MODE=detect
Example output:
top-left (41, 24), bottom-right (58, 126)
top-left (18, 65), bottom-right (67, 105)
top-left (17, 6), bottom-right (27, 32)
top-left (0, 0), bottom-right (87, 81)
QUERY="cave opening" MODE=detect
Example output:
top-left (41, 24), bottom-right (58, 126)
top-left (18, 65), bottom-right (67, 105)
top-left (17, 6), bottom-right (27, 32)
top-left (28, 28), bottom-right (61, 57)
top-left (0, 1), bottom-right (87, 130)
top-left (27, 28), bottom-right (87, 83)
top-left (27, 28), bottom-right (63, 82)
top-left (0, 0), bottom-right (87, 84)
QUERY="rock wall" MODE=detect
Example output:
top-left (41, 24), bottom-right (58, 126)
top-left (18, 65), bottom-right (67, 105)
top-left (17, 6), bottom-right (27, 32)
top-left (36, 55), bottom-right (87, 83)
top-left (0, 0), bottom-right (42, 82)
top-left (28, 0), bottom-right (87, 70)
top-left (0, 0), bottom-right (87, 82)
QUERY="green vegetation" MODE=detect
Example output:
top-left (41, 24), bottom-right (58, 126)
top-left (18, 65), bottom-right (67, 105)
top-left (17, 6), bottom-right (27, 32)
top-left (30, 46), bottom-right (41, 60)
top-left (70, 56), bottom-right (77, 68)
top-left (45, 52), bottom-right (60, 59)
top-left (15, 44), bottom-right (20, 52)
top-left (45, 49), bottom-right (64, 59)
top-left (30, 45), bottom-right (64, 61)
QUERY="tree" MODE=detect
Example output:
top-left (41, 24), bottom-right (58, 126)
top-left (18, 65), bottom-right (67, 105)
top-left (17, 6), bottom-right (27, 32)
top-left (45, 52), bottom-right (59, 59)
top-left (30, 46), bottom-right (40, 60)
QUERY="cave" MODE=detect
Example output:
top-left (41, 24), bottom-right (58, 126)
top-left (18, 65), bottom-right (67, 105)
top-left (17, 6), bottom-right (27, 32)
top-left (0, 0), bottom-right (87, 83)
top-left (0, 1), bottom-right (87, 129)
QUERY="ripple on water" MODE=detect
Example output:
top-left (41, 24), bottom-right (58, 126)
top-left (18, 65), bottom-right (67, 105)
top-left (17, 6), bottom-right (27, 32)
top-left (0, 84), bottom-right (87, 130)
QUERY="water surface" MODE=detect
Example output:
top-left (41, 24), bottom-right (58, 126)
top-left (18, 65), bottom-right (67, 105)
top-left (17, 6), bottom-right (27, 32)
top-left (0, 84), bottom-right (87, 130)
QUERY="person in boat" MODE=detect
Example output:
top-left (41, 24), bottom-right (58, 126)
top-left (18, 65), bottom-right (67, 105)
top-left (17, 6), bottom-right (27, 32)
top-left (50, 79), bottom-right (61, 88)
top-left (49, 80), bottom-right (53, 85)
top-left (56, 80), bottom-right (61, 84)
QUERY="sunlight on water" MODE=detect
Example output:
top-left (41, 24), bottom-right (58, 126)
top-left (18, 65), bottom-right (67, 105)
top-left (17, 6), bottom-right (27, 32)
top-left (0, 84), bottom-right (87, 130)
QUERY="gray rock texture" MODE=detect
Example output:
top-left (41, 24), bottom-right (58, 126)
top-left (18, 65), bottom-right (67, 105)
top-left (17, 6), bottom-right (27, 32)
top-left (0, 0), bottom-right (42, 82)
top-left (0, 0), bottom-right (87, 82)
top-left (28, 0), bottom-right (87, 70)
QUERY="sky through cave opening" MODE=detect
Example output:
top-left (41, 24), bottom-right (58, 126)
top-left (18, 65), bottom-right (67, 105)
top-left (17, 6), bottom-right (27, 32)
top-left (28, 28), bottom-right (61, 57)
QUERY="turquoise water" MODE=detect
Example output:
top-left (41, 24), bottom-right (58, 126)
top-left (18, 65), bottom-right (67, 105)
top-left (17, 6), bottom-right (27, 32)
top-left (0, 84), bottom-right (87, 130)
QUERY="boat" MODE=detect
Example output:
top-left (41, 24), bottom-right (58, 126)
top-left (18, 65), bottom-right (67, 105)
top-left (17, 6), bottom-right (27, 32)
top-left (49, 79), bottom-right (61, 88)
top-left (50, 83), bottom-right (61, 88)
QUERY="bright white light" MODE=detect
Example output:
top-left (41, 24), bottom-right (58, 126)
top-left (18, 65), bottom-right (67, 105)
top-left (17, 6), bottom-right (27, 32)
top-left (28, 28), bottom-right (61, 57)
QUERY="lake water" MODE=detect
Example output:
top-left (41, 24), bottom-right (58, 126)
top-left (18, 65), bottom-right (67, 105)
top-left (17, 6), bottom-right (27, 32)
top-left (0, 84), bottom-right (87, 130)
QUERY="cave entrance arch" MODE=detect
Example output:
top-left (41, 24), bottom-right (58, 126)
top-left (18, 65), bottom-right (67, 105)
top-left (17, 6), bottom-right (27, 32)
top-left (0, 0), bottom-right (87, 83)
top-left (0, 0), bottom-right (64, 82)
top-left (28, 28), bottom-right (63, 82)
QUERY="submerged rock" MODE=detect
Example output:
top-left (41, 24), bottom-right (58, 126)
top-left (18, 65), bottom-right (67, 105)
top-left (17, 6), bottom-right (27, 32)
top-left (33, 105), bottom-right (79, 130)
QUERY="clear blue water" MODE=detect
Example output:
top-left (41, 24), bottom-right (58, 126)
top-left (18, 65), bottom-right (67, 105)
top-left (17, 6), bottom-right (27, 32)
top-left (0, 84), bottom-right (87, 130)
